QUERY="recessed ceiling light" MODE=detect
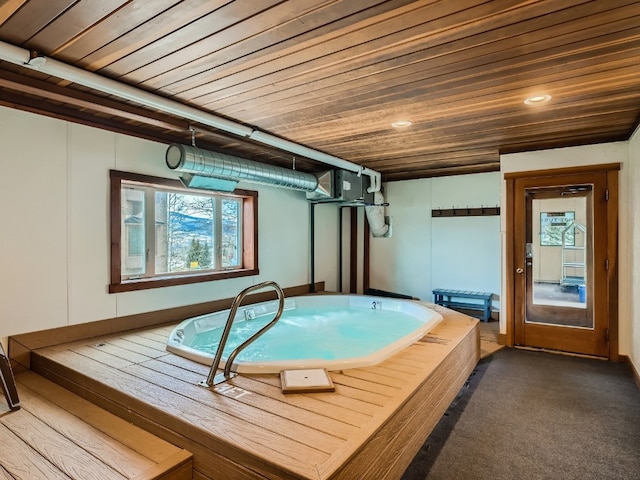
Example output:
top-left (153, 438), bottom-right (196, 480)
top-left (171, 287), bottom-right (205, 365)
top-left (524, 94), bottom-right (551, 105)
top-left (392, 120), bottom-right (413, 128)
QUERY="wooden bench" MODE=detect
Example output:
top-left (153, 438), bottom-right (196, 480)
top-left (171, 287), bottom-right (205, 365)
top-left (432, 289), bottom-right (493, 322)
top-left (1, 371), bottom-right (192, 480)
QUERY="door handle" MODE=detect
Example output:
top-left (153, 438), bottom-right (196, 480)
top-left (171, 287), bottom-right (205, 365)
top-left (516, 268), bottom-right (524, 274)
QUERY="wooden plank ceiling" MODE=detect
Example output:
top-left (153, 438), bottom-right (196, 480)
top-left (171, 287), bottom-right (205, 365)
top-left (0, 0), bottom-right (638, 181)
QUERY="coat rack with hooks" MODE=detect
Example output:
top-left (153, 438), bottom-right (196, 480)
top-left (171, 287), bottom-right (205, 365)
top-left (431, 206), bottom-right (500, 217)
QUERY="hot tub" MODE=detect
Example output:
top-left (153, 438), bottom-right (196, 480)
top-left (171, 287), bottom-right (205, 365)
top-left (166, 294), bottom-right (442, 374)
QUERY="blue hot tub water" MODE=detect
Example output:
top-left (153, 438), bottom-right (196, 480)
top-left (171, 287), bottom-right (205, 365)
top-left (186, 305), bottom-right (424, 363)
top-left (167, 295), bottom-right (443, 373)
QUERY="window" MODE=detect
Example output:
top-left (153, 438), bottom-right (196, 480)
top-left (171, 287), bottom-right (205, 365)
top-left (110, 171), bottom-right (258, 293)
top-left (539, 211), bottom-right (575, 246)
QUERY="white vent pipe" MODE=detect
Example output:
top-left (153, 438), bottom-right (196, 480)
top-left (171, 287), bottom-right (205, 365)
top-left (0, 40), bottom-right (381, 192)
top-left (365, 191), bottom-right (390, 237)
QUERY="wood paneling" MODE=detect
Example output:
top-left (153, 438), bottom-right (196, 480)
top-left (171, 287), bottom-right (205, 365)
top-left (0, 1), bottom-right (638, 180)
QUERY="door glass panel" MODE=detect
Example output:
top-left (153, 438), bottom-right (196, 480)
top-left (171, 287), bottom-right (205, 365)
top-left (527, 190), bottom-right (592, 328)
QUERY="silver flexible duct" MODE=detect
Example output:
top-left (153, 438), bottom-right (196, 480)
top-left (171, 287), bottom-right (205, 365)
top-left (166, 143), bottom-right (319, 192)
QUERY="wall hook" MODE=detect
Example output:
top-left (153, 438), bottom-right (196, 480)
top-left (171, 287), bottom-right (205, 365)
top-left (430, 204), bottom-right (500, 217)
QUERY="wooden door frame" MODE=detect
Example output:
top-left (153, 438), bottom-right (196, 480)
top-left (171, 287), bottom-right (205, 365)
top-left (504, 163), bottom-right (620, 360)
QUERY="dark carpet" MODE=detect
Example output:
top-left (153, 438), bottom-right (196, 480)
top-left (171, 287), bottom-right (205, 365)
top-left (402, 348), bottom-right (640, 480)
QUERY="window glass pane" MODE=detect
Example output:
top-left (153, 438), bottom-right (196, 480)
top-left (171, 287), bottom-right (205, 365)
top-left (155, 191), bottom-right (169, 274)
top-left (121, 188), bottom-right (146, 276)
top-left (222, 198), bottom-right (241, 267)
top-left (165, 192), bottom-right (215, 272)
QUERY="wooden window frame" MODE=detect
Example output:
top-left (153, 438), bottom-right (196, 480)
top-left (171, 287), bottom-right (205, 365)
top-left (109, 170), bottom-right (258, 293)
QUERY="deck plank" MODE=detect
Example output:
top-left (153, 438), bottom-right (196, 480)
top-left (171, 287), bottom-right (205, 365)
top-left (125, 332), bottom-right (169, 350)
top-left (0, 423), bottom-right (71, 480)
top-left (0, 466), bottom-right (13, 480)
top-left (364, 362), bottom-right (422, 377)
top-left (154, 351), bottom-right (211, 372)
top-left (121, 361), bottom-right (353, 447)
top-left (1, 409), bottom-right (128, 480)
top-left (329, 371), bottom-right (400, 397)
top-left (380, 357), bottom-right (424, 373)
top-left (230, 375), bottom-right (374, 425)
top-left (247, 374), bottom-right (382, 416)
top-left (338, 367), bottom-right (410, 388)
top-left (81, 341), bottom-right (154, 364)
top-left (135, 357), bottom-right (372, 428)
top-left (106, 337), bottom-right (169, 359)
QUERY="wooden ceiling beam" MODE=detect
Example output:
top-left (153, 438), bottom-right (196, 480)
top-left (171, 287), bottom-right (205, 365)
top-left (384, 162), bottom-right (501, 182)
top-left (0, 68), bottom-right (190, 132)
top-left (0, 88), bottom-right (190, 147)
top-left (363, 148), bottom-right (499, 168)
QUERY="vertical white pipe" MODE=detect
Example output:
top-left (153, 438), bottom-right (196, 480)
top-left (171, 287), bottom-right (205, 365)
top-left (365, 191), bottom-right (390, 237)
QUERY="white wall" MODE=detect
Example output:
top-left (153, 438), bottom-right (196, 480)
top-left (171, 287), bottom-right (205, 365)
top-left (369, 179), bottom-right (433, 299)
top-left (313, 204), bottom-right (331, 290)
top-left (0, 109), bottom-right (69, 340)
top-left (500, 142), bottom-right (632, 356)
top-left (369, 173), bottom-right (501, 304)
top-left (431, 173), bottom-right (501, 304)
top-left (0, 107), bottom-right (330, 349)
top-left (628, 126), bottom-right (640, 373)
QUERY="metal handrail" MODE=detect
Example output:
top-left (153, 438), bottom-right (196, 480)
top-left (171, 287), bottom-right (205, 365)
top-left (200, 281), bottom-right (285, 387)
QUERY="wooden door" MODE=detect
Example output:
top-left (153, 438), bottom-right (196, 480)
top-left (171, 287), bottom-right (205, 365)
top-left (511, 170), bottom-right (613, 357)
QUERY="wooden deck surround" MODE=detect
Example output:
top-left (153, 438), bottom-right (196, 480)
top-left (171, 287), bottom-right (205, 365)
top-left (12, 302), bottom-right (478, 480)
top-left (0, 372), bottom-right (192, 479)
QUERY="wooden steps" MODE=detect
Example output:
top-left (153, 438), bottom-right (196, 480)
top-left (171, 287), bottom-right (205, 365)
top-left (0, 371), bottom-right (192, 480)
